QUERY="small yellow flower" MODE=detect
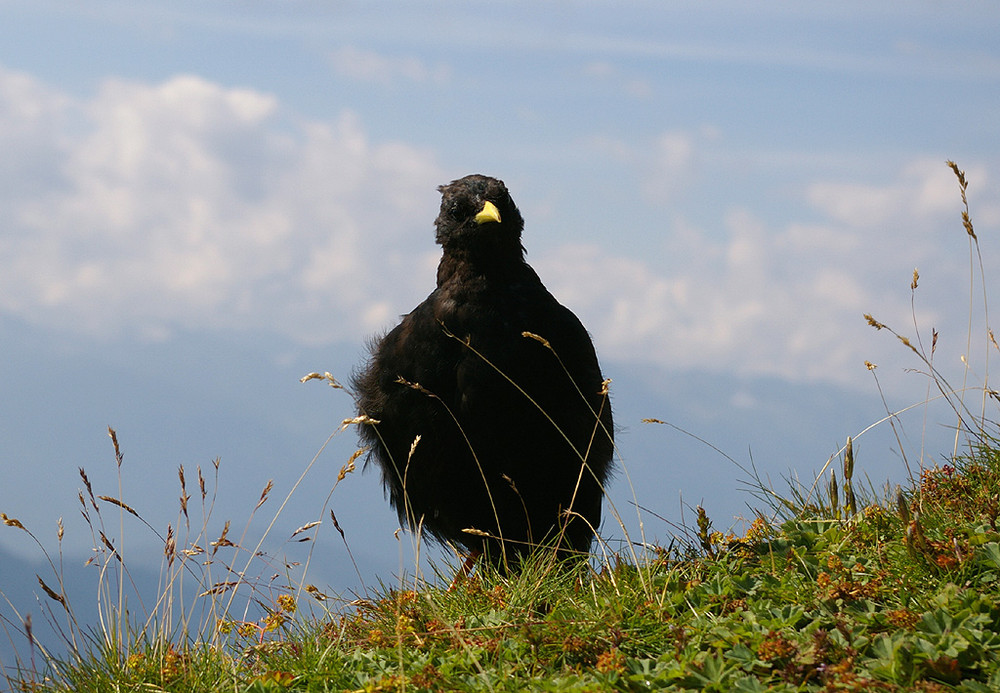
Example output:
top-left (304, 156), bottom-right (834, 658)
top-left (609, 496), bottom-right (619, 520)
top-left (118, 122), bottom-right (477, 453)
top-left (277, 594), bottom-right (297, 613)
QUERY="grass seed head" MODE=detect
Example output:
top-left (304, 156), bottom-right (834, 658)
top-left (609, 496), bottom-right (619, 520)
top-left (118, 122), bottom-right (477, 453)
top-left (300, 371), bottom-right (343, 388)
top-left (291, 521), bottom-right (321, 538)
top-left (165, 524), bottom-right (176, 566)
top-left (107, 426), bottom-right (123, 467)
top-left (864, 314), bottom-right (885, 330)
top-left (522, 331), bottom-right (551, 349)
top-left (1, 513), bottom-right (26, 530)
top-left (36, 576), bottom-right (66, 608)
top-left (256, 480), bottom-right (274, 510)
top-left (99, 496), bottom-right (141, 519)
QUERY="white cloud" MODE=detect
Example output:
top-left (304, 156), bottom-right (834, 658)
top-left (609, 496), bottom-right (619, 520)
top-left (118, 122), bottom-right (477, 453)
top-left (581, 60), bottom-right (652, 99)
top-left (805, 159), bottom-right (970, 229)
top-left (536, 155), bottom-right (995, 389)
top-left (329, 46), bottom-right (451, 86)
top-left (1, 63), bottom-right (995, 394)
top-left (0, 66), bottom-right (444, 342)
top-left (582, 129), bottom-right (702, 204)
top-left (641, 132), bottom-right (696, 204)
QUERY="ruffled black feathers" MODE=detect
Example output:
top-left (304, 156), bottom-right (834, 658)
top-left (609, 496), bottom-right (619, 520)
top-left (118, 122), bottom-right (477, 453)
top-left (352, 175), bottom-right (614, 571)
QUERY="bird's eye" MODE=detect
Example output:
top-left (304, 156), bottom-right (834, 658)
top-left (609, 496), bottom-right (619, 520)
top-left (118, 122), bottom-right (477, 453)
top-left (447, 201), bottom-right (467, 220)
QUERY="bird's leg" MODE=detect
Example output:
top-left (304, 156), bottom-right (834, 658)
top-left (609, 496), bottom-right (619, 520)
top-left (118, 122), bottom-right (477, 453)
top-left (448, 550), bottom-right (482, 591)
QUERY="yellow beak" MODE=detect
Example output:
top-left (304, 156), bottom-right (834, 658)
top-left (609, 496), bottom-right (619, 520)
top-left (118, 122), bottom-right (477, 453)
top-left (474, 200), bottom-right (501, 225)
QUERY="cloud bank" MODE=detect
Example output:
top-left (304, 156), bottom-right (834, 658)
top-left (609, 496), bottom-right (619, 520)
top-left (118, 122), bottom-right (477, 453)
top-left (1, 64), bottom-right (995, 390)
top-left (0, 66), bottom-right (443, 342)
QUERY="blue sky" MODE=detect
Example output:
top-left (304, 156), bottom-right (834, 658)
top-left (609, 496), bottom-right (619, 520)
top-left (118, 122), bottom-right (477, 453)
top-left (2, 0), bottom-right (1000, 659)
top-left (3, 2), bottom-right (998, 376)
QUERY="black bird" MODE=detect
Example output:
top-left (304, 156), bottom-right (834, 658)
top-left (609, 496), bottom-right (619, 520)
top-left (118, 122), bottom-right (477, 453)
top-left (353, 174), bottom-right (614, 571)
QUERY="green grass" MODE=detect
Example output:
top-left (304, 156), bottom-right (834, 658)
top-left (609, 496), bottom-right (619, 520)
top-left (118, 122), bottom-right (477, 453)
top-left (8, 447), bottom-right (1000, 692)
top-left (4, 161), bottom-right (1000, 692)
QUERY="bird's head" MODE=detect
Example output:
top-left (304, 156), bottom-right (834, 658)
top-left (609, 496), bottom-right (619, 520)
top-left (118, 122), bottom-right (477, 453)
top-left (434, 175), bottom-right (525, 258)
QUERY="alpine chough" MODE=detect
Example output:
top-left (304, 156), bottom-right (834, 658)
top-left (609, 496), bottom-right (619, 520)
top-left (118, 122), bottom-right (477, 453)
top-left (353, 174), bottom-right (614, 571)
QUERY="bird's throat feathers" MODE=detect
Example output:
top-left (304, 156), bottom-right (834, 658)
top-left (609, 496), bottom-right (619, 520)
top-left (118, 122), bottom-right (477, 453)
top-left (435, 243), bottom-right (528, 287)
